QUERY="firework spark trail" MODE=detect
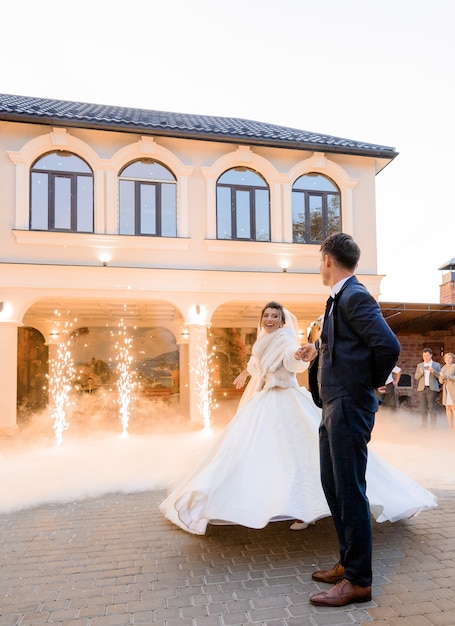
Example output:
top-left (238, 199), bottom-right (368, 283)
top-left (115, 320), bottom-right (136, 436)
top-left (49, 319), bottom-right (75, 447)
top-left (194, 325), bottom-right (215, 430)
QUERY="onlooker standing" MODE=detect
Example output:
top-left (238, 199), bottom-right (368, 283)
top-left (439, 352), bottom-right (455, 430)
top-left (381, 364), bottom-right (402, 410)
top-left (415, 348), bottom-right (441, 428)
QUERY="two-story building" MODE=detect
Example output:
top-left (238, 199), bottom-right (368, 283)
top-left (0, 93), bottom-right (398, 434)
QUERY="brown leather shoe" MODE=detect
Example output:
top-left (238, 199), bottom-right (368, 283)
top-left (311, 562), bottom-right (345, 584)
top-left (310, 578), bottom-right (372, 607)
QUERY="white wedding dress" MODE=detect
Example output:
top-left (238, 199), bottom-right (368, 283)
top-left (159, 314), bottom-right (437, 535)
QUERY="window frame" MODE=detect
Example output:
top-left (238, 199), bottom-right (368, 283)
top-left (118, 160), bottom-right (177, 237)
top-left (216, 168), bottom-right (270, 242)
top-left (292, 174), bottom-right (341, 244)
top-left (30, 151), bottom-right (94, 233)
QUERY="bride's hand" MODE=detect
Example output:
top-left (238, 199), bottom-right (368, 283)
top-left (233, 371), bottom-right (248, 389)
top-left (297, 344), bottom-right (318, 362)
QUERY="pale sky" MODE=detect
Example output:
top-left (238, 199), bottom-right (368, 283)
top-left (3, 0), bottom-right (454, 303)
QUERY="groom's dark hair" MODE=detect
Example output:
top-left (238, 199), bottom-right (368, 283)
top-left (320, 232), bottom-right (360, 271)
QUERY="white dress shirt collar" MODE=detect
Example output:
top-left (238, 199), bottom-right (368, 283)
top-left (330, 276), bottom-right (353, 299)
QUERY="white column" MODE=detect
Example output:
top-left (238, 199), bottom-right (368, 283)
top-left (94, 170), bottom-right (106, 233)
top-left (344, 186), bottom-right (354, 235)
top-left (0, 321), bottom-right (20, 434)
top-left (271, 182), bottom-right (282, 242)
top-left (105, 170), bottom-right (118, 233)
top-left (282, 183), bottom-right (293, 242)
top-left (206, 178), bottom-right (217, 239)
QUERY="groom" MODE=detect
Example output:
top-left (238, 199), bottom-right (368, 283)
top-left (299, 232), bottom-right (400, 607)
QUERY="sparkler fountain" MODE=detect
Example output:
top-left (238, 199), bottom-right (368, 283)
top-left (114, 320), bottom-right (136, 437)
top-left (192, 324), bottom-right (215, 430)
top-left (48, 319), bottom-right (75, 447)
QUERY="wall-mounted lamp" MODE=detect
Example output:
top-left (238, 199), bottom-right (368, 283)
top-left (98, 251), bottom-right (112, 266)
top-left (189, 304), bottom-right (206, 322)
top-left (181, 329), bottom-right (189, 339)
top-left (280, 260), bottom-right (290, 273)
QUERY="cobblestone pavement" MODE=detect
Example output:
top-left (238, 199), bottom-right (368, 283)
top-left (1, 488), bottom-right (455, 626)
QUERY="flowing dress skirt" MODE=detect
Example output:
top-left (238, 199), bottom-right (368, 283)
top-left (159, 386), bottom-right (437, 535)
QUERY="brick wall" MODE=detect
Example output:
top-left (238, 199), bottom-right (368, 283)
top-left (440, 281), bottom-right (455, 304)
top-left (394, 331), bottom-right (455, 409)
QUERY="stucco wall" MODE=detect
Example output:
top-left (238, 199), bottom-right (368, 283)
top-left (0, 120), bottom-right (381, 275)
top-left (0, 116), bottom-right (391, 430)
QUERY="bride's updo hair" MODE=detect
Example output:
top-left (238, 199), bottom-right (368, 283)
top-left (260, 301), bottom-right (286, 325)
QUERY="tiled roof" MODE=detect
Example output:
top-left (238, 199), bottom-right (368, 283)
top-left (0, 93), bottom-right (398, 159)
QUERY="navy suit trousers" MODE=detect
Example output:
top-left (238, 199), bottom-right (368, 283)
top-left (319, 395), bottom-right (374, 587)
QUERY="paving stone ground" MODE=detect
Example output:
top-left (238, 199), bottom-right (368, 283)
top-left (1, 487), bottom-right (454, 626)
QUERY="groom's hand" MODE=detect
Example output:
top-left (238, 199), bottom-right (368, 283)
top-left (296, 344), bottom-right (318, 362)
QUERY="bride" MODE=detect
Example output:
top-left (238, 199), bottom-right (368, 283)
top-left (159, 301), bottom-right (437, 535)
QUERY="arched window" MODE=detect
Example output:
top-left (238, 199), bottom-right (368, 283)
top-left (30, 152), bottom-right (94, 232)
top-left (292, 174), bottom-right (341, 243)
top-left (216, 168), bottom-right (270, 241)
top-left (118, 160), bottom-right (177, 236)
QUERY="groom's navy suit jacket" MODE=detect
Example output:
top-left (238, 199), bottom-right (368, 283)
top-left (316, 276), bottom-right (400, 413)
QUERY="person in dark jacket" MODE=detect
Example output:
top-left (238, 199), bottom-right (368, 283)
top-left (298, 232), bottom-right (400, 607)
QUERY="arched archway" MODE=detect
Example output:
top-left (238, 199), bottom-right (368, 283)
top-left (17, 297), bottom-right (187, 430)
top-left (17, 327), bottom-right (48, 417)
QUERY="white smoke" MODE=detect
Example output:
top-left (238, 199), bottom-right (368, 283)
top-left (0, 397), bottom-right (452, 515)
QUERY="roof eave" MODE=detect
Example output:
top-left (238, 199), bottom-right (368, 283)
top-left (0, 112), bottom-right (399, 161)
